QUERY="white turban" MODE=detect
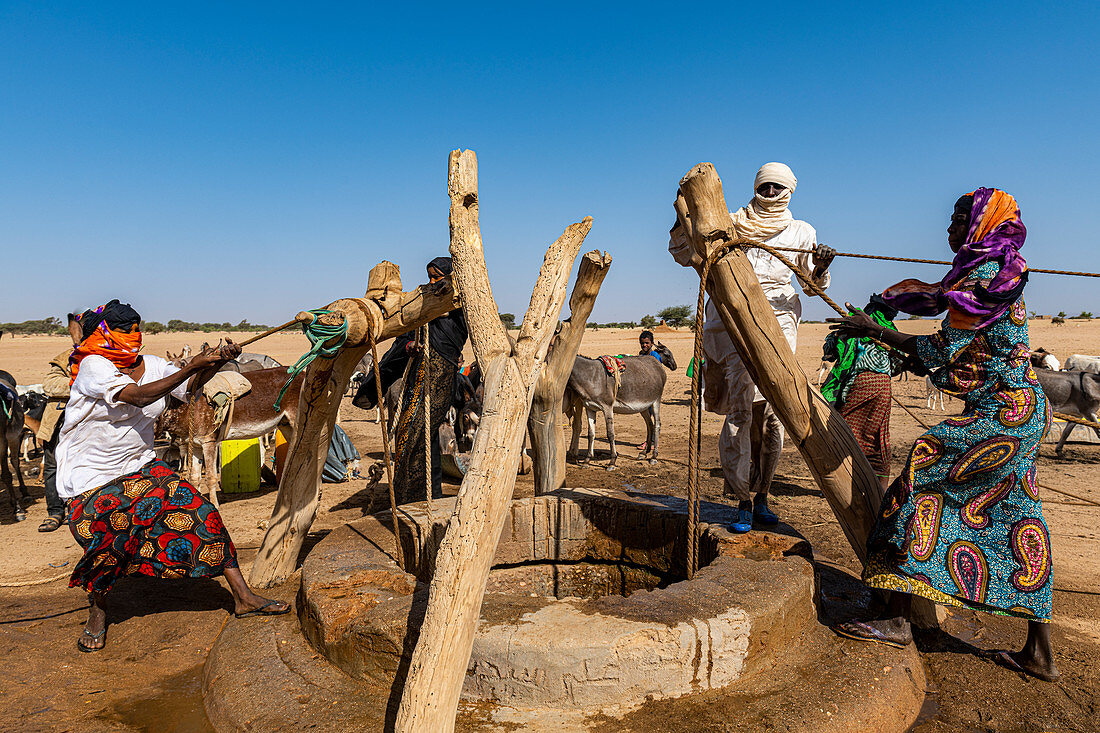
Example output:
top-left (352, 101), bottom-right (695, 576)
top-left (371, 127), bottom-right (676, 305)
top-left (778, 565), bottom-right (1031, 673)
top-left (754, 162), bottom-right (797, 193)
top-left (730, 162), bottom-right (797, 243)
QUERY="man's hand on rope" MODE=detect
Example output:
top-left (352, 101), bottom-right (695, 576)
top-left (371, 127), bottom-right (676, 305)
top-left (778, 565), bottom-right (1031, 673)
top-left (811, 244), bottom-right (836, 277)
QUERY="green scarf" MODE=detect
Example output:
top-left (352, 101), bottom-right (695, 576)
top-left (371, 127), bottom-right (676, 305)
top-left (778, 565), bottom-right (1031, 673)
top-left (820, 309), bottom-right (895, 404)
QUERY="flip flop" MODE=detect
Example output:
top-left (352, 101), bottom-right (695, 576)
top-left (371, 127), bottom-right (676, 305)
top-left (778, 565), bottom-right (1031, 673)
top-left (234, 600), bottom-right (291, 619)
top-left (77, 627), bottom-right (106, 653)
top-left (985, 650), bottom-right (1060, 683)
top-left (832, 620), bottom-right (909, 649)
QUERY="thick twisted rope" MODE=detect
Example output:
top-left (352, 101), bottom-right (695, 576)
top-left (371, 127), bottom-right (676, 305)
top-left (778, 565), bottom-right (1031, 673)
top-left (420, 325), bottom-right (435, 523)
top-left (365, 308), bottom-right (404, 570)
top-left (0, 570), bottom-right (71, 588)
top-left (763, 245), bottom-right (1100, 279)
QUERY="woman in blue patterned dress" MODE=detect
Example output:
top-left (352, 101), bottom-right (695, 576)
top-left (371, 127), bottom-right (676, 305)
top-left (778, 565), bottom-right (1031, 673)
top-left (826, 189), bottom-right (1057, 682)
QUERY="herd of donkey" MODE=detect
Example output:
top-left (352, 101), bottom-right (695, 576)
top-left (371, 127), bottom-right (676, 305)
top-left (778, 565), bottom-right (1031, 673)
top-left (1, 332), bottom-right (1098, 523)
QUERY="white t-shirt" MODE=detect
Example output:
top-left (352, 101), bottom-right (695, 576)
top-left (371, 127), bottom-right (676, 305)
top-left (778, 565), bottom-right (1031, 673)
top-left (56, 354), bottom-right (190, 500)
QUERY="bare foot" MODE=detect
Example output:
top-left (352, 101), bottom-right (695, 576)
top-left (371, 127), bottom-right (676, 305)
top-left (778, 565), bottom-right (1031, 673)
top-left (989, 649), bottom-right (1060, 682)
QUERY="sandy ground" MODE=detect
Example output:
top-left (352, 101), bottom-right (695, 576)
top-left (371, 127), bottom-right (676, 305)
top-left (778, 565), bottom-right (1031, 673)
top-left (1, 323), bottom-right (1098, 732)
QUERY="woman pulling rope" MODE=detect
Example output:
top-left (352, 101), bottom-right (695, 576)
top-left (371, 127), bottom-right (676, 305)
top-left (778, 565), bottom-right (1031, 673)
top-left (392, 257), bottom-right (469, 505)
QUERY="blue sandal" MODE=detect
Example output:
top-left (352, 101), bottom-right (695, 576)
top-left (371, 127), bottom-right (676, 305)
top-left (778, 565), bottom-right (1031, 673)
top-left (728, 508), bottom-right (753, 534)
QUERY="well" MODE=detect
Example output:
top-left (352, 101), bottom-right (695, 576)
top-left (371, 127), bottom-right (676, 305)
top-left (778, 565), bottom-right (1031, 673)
top-left (295, 489), bottom-right (817, 721)
top-left (205, 489), bottom-right (926, 732)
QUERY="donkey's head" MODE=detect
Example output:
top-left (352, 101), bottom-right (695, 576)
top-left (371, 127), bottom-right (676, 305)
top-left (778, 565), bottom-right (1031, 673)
top-left (653, 342), bottom-right (677, 371)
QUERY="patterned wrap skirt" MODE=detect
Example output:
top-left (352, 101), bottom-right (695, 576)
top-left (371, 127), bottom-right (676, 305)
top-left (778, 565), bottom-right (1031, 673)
top-left (839, 372), bottom-right (892, 479)
top-left (863, 399), bottom-right (1053, 621)
top-left (393, 351), bottom-right (456, 505)
top-left (67, 459), bottom-right (238, 594)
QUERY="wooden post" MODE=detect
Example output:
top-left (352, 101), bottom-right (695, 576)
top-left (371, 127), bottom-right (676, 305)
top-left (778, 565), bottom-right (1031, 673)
top-left (393, 150), bottom-right (592, 732)
top-left (248, 267), bottom-right (460, 589)
top-left (675, 163), bottom-right (883, 561)
top-left (528, 250), bottom-right (612, 495)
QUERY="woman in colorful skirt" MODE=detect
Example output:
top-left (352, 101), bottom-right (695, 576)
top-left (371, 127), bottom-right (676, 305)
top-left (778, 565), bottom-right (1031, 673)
top-left (393, 257), bottom-right (469, 504)
top-left (827, 189), bottom-right (1057, 681)
top-left (57, 301), bottom-right (289, 653)
top-left (821, 294), bottom-right (903, 491)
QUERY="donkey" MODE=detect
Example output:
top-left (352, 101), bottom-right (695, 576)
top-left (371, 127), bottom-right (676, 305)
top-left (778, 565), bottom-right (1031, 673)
top-left (1036, 368), bottom-right (1100, 455)
top-left (157, 367), bottom-right (302, 506)
top-left (0, 370), bottom-right (30, 521)
top-left (565, 344), bottom-right (677, 469)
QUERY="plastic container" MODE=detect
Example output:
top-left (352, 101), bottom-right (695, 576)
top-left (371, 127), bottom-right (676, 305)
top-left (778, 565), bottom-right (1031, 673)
top-left (273, 428), bottom-right (290, 482)
top-left (220, 438), bottom-right (261, 494)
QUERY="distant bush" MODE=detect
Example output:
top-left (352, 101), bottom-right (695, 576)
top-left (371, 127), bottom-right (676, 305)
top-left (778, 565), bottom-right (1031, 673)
top-left (640, 314), bottom-right (657, 328)
top-left (657, 305), bottom-right (693, 328)
top-left (0, 317), bottom-right (67, 335)
top-left (1074, 311), bottom-right (1093, 320)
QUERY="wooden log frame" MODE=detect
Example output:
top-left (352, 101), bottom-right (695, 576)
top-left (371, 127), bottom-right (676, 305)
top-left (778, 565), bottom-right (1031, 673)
top-left (528, 250), bottom-right (613, 495)
top-left (248, 269), bottom-right (460, 588)
top-left (393, 150), bottom-right (593, 731)
top-left (674, 162), bottom-right (883, 562)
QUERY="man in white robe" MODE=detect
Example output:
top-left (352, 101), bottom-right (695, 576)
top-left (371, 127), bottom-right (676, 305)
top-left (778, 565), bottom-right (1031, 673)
top-left (670, 162), bottom-right (834, 532)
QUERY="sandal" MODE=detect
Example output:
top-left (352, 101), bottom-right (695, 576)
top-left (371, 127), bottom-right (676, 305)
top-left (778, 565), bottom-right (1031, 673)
top-left (234, 599), bottom-right (291, 619)
top-left (832, 620), bottom-right (910, 649)
top-left (77, 627), bottom-right (106, 653)
top-left (38, 516), bottom-right (63, 533)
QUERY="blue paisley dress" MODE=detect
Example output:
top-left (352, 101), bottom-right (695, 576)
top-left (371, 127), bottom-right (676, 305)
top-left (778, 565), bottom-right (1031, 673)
top-left (863, 261), bottom-right (1053, 621)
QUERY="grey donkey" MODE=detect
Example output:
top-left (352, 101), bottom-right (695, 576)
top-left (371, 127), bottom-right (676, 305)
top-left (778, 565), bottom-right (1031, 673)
top-left (0, 369), bottom-right (30, 521)
top-left (1036, 368), bottom-right (1100, 454)
top-left (565, 344), bottom-right (677, 469)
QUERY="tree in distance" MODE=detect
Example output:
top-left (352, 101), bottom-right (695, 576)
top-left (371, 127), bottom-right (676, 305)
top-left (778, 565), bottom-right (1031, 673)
top-left (500, 313), bottom-right (516, 329)
top-left (640, 314), bottom-right (657, 328)
top-left (656, 305), bottom-right (693, 328)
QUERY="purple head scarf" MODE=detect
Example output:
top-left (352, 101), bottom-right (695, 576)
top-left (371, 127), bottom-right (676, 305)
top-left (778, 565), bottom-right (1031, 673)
top-left (881, 188), bottom-right (1028, 330)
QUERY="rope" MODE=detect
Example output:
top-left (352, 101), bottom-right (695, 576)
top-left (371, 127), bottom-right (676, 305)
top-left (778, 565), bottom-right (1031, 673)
top-left (420, 326), bottom-right (435, 523)
top-left (367, 311), bottom-right (404, 571)
top-left (0, 570), bottom-right (70, 588)
top-left (763, 245), bottom-right (1100, 279)
top-left (273, 309), bottom-right (348, 410)
top-left (1052, 411), bottom-right (1100, 430)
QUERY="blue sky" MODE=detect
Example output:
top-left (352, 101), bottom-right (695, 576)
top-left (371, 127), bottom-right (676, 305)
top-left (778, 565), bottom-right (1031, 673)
top-left (2, 2), bottom-right (1098, 326)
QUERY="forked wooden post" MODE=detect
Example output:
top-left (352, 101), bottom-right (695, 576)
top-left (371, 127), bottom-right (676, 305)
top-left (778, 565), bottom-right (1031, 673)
top-left (248, 268), bottom-right (460, 588)
top-left (393, 150), bottom-right (592, 731)
top-left (675, 163), bottom-right (883, 560)
top-left (528, 250), bottom-right (612, 495)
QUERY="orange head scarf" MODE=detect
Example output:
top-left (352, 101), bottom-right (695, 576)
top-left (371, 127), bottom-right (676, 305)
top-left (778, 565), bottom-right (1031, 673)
top-left (69, 300), bottom-right (143, 384)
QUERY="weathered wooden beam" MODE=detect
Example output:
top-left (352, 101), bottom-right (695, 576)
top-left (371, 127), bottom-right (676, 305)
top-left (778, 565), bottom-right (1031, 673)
top-left (393, 149), bottom-right (592, 732)
top-left (675, 162), bottom-right (883, 561)
top-left (528, 250), bottom-right (612, 494)
top-left (247, 265), bottom-right (459, 589)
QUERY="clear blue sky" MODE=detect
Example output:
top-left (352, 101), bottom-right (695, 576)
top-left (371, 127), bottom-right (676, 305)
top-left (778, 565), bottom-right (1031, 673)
top-left (3, 2), bottom-right (1097, 326)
